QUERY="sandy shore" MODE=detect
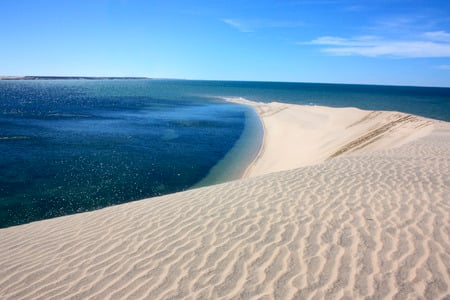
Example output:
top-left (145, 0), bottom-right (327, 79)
top-left (227, 98), bottom-right (435, 177)
top-left (1, 101), bottom-right (449, 299)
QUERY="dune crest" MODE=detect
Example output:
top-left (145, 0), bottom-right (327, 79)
top-left (1, 104), bottom-right (449, 299)
top-left (227, 98), bottom-right (434, 177)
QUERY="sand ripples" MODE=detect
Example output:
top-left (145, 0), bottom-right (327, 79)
top-left (1, 126), bottom-right (450, 299)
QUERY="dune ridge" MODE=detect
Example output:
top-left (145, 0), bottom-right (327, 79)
top-left (1, 102), bottom-right (449, 299)
top-left (226, 98), bottom-right (434, 177)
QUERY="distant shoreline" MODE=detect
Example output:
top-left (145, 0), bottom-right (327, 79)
top-left (0, 76), bottom-right (150, 80)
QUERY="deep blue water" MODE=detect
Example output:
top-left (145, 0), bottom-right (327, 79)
top-left (1, 79), bottom-right (449, 228)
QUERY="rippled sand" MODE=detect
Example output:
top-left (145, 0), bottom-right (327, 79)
top-left (1, 102), bottom-right (449, 299)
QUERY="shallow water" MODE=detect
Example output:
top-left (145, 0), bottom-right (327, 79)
top-left (0, 80), bottom-right (254, 227)
top-left (1, 79), bottom-right (449, 228)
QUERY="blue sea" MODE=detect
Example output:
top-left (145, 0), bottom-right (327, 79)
top-left (1, 79), bottom-right (449, 228)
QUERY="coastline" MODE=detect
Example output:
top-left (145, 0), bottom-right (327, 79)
top-left (194, 102), bottom-right (263, 187)
top-left (1, 103), bottom-right (449, 299)
top-left (227, 97), bottom-right (435, 177)
top-left (0, 76), bottom-right (150, 80)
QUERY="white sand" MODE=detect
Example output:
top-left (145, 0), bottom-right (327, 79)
top-left (1, 101), bottom-right (449, 299)
top-left (227, 98), bottom-right (434, 177)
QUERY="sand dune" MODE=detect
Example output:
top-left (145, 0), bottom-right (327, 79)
top-left (227, 98), bottom-right (434, 177)
top-left (1, 103), bottom-right (449, 299)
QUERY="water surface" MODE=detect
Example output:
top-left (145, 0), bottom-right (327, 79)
top-left (1, 79), bottom-right (449, 228)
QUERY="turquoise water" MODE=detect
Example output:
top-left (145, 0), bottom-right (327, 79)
top-left (1, 79), bottom-right (449, 228)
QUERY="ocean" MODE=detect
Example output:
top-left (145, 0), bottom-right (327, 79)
top-left (1, 79), bottom-right (449, 228)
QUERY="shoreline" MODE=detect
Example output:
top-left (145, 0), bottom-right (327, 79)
top-left (227, 97), bottom-right (435, 178)
top-left (0, 76), bottom-right (150, 80)
top-left (193, 102), bottom-right (263, 188)
top-left (234, 100), bottom-right (268, 179)
top-left (1, 103), bottom-right (449, 299)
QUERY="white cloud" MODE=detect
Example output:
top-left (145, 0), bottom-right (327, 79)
top-left (308, 36), bottom-right (380, 46)
top-left (305, 32), bottom-right (450, 58)
top-left (222, 18), bottom-right (303, 33)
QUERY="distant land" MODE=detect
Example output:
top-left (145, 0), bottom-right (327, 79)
top-left (0, 76), bottom-right (150, 80)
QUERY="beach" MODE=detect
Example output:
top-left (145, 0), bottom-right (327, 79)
top-left (1, 100), bottom-right (449, 299)
top-left (227, 98), bottom-right (435, 178)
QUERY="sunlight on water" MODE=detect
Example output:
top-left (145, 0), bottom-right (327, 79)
top-left (1, 79), bottom-right (449, 228)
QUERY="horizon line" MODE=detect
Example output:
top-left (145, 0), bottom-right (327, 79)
top-left (1, 75), bottom-right (449, 89)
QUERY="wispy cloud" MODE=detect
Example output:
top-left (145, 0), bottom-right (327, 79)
top-left (363, 15), bottom-right (442, 39)
top-left (222, 18), bottom-right (303, 33)
top-left (222, 19), bottom-right (253, 32)
top-left (304, 32), bottom-right (450, 58)
top-left (375, 16), bottom-right (426, 30)
top-left (423, 31), bottom-right (450, 42)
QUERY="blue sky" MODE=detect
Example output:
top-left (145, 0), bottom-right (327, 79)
top-left (2, 0), bottom-right (450, 86)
